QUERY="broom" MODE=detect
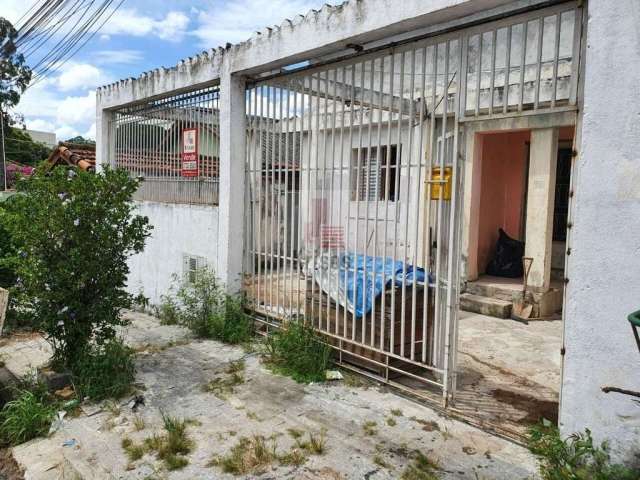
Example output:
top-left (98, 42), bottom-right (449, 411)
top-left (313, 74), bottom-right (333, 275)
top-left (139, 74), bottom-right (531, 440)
top-left (512, 257), bottom-right (533, 322)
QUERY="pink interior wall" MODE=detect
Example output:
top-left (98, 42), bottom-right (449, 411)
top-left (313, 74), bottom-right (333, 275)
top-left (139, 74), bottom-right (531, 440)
top-left (476, 130), bottom-right (531, 275)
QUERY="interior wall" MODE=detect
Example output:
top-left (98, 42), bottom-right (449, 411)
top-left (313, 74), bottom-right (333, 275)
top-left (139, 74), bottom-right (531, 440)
top-left (476, 130), bottom-right (531, 274)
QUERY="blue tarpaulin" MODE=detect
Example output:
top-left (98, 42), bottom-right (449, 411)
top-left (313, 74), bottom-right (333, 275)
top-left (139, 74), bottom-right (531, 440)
top-left (336, 253), bottom-right (428, 318)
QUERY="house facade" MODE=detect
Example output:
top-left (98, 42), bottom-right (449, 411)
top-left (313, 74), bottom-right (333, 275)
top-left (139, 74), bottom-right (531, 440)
top-left (96, 0), bottom-right (640, 461)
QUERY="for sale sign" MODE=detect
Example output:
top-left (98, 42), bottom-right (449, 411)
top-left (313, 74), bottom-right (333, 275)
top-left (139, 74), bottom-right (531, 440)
top-left (181, 128), bottom-right (198, 177)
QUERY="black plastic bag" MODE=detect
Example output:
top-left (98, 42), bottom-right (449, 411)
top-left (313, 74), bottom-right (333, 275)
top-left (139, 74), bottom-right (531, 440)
top-left (485, 228), bottom-right (524, 278)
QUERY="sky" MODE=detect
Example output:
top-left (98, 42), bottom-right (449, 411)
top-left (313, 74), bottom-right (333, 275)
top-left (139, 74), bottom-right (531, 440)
top-left (3, 0), bottom-right (325, 141)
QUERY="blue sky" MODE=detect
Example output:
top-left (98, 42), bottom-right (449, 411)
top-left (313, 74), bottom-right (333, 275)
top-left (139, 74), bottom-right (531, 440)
top-left (4, 0), bottom-right (325, 141)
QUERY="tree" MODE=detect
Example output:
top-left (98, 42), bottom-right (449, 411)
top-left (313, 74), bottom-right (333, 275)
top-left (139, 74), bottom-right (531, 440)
top-left (2, 166), bottom-right (152, 367)
top-left (65, 136), bottom-right (95, 145)
top-left (1, 17), bottom-right (33, 189)
top-left (4, 128), bottom-right (51, 167)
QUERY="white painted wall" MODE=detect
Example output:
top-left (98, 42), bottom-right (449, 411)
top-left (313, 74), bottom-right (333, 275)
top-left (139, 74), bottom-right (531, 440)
top-left (126, 201), bottom-right (219, 305)
top-left (560, 0), bottom-right (640, 463)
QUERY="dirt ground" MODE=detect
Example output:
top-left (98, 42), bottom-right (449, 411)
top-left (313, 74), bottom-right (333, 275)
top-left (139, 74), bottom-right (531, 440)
top-left (5, 311), bottom-right (542, 479)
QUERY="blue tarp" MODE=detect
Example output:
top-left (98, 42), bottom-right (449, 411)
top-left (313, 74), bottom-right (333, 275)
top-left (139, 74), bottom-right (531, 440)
top-left (337, 253), bottom-right (428, 318)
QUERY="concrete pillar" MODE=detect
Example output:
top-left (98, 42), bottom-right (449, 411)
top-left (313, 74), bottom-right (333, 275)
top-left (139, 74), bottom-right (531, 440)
top-left (218, 71), bottom-right (246, 293)
top-left (524, 127), bottom-right (558, 291)
top-left (95, 104), bottom-right (114, 171)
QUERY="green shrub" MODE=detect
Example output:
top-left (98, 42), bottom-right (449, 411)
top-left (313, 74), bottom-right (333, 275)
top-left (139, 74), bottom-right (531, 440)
top-left (72, 339), bottom-right (135, 401)
top-left (264, 320), bottom-right (331, 383)
top-left (528, 422), bottom-right (640, 480)
top-left (154, 294), bottom-right (180, 325)
top-left (0, 388), bottom-right (56, 445)
top-left (174, 268), bottom-right (253, 344)
top-left (1, 166), bottom-right (152, 367)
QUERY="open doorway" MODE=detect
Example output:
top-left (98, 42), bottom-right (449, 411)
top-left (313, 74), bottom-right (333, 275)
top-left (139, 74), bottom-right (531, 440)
top-left (454, 126), bottom-right (574, 439)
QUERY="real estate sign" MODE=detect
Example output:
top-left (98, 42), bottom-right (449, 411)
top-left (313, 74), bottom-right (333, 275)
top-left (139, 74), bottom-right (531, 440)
top-left (181, 128), bottom-right (198, 177)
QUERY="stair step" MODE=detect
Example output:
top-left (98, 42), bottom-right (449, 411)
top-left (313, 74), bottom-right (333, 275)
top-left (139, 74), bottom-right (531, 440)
top-left (460, 293), bottom-right (512, 319)
top-left (465, 282), bottom-right (518, 302)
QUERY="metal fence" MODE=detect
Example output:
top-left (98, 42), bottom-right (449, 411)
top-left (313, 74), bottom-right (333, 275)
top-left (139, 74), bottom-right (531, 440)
top-left (110, 86), bottom-right (220, 205)
top-left (242, 1), bottom-right (583, 404)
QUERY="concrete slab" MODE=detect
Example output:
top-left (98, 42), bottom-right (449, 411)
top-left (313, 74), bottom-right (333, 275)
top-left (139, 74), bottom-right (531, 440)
top-left (454, 310), bottom-right (562, 438)
top-left (9, 312), bottom-right (540, 479)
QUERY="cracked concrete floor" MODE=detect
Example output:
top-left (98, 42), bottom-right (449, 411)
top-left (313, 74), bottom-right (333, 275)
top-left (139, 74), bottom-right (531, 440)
top-left (9, 311), bottom-right (541, 479)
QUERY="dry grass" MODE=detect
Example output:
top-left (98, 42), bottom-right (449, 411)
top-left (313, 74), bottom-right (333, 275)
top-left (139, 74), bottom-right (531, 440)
top-left (210, 435), bottom-right (278, 475)
top-left (202, 360), bottom-right (246, 399)
top-left (363, 421), bottom-right (378, 436)
top-left (400, 452), bottom-right (440, 480)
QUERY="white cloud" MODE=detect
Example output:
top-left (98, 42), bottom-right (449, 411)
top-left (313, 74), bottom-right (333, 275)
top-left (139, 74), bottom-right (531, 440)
top-left (55, 63), bottom-right (107, 92)
top-left (94, 50), bottom-right (144, 65)
top-left (102, 8), bottom-right (189, 42)
top-left (192, 0), bottom-right (316, 47)
top-left (25, 118), bottom-right (56, 133)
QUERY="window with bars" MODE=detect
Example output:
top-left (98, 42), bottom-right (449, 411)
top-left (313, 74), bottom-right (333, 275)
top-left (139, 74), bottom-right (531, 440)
top-left (350, 145), bottom-right (399, 202)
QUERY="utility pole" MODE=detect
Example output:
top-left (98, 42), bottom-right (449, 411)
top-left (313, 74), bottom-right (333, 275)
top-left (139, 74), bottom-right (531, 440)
top-left (0, 109), bottom-right (6, 191)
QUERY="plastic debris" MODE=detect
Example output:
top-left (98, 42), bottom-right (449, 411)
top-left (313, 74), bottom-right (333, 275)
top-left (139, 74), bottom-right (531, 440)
top-left (62, 438), bottom-right (77, 448)
top-left (325, 370), bottom-right (344, 381)
top-left (49, 411), bottom-right (67, 435)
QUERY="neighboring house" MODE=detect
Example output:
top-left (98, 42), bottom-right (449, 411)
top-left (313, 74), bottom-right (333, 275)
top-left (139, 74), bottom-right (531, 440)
top-left (44, 142), bottom-right (96, 172)
top-left (25, 129), bottom-right (57, 148)
top-left (96, 0), bottom-right (640, 463)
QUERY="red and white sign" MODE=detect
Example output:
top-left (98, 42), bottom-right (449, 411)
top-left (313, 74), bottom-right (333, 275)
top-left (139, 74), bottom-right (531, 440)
top-left (181, 128), bottom-right (198, 177)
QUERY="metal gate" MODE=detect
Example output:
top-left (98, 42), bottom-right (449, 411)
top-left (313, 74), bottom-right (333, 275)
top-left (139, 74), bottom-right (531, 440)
top-left (243, 2), bottom-right (583, 404)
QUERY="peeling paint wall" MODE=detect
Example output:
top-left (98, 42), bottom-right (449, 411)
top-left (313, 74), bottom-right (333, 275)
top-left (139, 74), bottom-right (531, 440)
top-left (560, 0), bottom-right (640, 463)
top-left (126, 201), bottom-right (219, 305)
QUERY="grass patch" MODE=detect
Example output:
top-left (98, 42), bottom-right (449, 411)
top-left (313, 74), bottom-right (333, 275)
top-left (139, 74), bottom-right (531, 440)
top-left (264, 321), bottom-right (331, 383)
top-left (373, 454), bottom-right (390, 469)
top-left (71, 339), bottom-right (135, 401)
top-left (386, 417), bottom-right (397, 427)
top-left (401, 452), bottom-right (440, 480)
top-left (141, 414), bottom-right (195, 471)
top-left (279, 448), bottom-right (307, 466)
top-left (293, 430), bottom-right (327, 455)
top-left (363, 421), bottom-right (378, 436)
top-left (390, 408), bottom-right (403, 417)
top-left (154, 295), bottom-right (180, 325)
top-left (211, 435), bottom-right (277, 475)
top-left (122, 437), bottom-right (146, 461)
top-left (133, 415), bottom-right (145, 431)
top-left (174, 268), bottom-right (254, 344)
top-left (528, 422), bottom-right (640, 480)
top-left (202, 360), bottom-right (246, 399)
top-left (0, 385), bottom-right (56, 445)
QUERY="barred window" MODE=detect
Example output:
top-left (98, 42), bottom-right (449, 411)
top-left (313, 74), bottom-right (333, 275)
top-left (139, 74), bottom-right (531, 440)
top-left (350, 145), bottom-right (399, 202)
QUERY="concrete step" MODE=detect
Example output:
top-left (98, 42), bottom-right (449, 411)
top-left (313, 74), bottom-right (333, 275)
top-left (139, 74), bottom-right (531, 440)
top-left (460, 293), bottom-right (512, 319)
top-left (465, 282), bottom-right (519, 302)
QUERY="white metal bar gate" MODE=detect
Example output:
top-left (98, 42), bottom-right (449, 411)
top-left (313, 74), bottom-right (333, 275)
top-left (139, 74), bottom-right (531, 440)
top-left (243, 1), bottom-right (583, 404)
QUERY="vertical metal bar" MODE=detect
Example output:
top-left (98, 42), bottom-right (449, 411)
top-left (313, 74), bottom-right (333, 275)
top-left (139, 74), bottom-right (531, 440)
top-left (283, 84), bottom-right (292, 316)
top-left (335, 65), bottom-right (347, 337)
top-left (276, 86), bottom-right (284, 315)
top-left (489, 29), bottom-right (497, 115)
top-left (474, 34), bottom-right (482, 116)
top-left (310, 73), bottom-right (321, 328)
top-left (411, 45), bottom-right (427, 363)
top-left (352, 61), bottom-right (365, 342)
top-left (390, 51), bottom-right (406, 354)
top-left (380, 52), bottom-right (395, 354)
top-left (343, 64), bottom-right (356, 338)
top-left (504, 25), bottom-right (512, 114)
top-left (569, 7), bottom-right (582, 106)
top-left (551, 13), bottom-right (561, 108)
top-left (401, 47), bottom-right (417, 360)
top-left (372, 56), bottom-right (384, 348)
top-left (318, 70), bottom-right (329, 333)
top-left (534, 17), bottom-right (544, 109)
top-left (327, 68), bottom-right (338, 334)
top-left (443, 37), bottom-right (462, 406)
top-left (518, 21), bottom-right (528, 112)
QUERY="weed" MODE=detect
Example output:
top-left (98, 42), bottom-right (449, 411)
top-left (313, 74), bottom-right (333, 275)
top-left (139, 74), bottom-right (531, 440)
top-left (294, 430), bottom-right (327, 455)
top-left (401, 452), bottom-right (440, 480)
top-left (279, 448), bottom-right (307, 466)
top-left (174, 269), bottom-right (254, 344)
top-left (363, 421), bottom-right (378, 436)
top-left (104, 400), bottom-right (121, 417)
top-left (390, 408), bottom-right (403, 417)
top-left (245, 411), bottom-right (259, 421)
top-left (202, 371), bottom-right (245, 399)
top-left (72, 339), bottom-right (135, 401)
top-left (386, 417), bottom-right (397, 427)
top-left (264, 320), bottom-right (331, 383)
top-left (287, 428), bottom-right (304, 440)
top-left (142, 414), bottom-right (194, 471)
top-left (528, 422), bottom-right (640, 480)
top-left (373, 454), bottom-right (390, 468)
top-left (0, 388), bottom-right (56, 445)
top-left (154, 295), bottom-right (180, 325)
top-left (133, 415), bottom-right (145, 431)
top-left (122, 437), bottom-right (146, 461)
top-left (212, 435), bottom-right (277, 475)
